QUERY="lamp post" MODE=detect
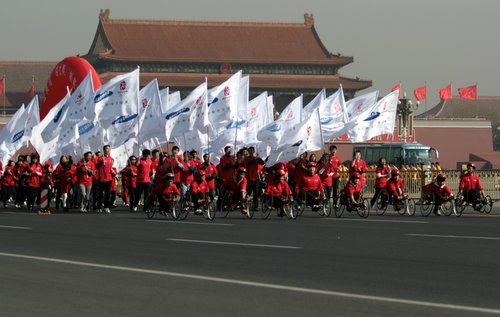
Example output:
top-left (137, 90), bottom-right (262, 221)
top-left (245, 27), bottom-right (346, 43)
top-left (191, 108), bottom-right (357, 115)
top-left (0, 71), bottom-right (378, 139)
top-left (397, 92), bottom-right (419, 142)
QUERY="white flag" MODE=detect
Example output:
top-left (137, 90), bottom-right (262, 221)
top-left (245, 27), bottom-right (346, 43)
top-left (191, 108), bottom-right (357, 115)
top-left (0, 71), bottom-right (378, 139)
top-left (165, 81), bottom-right (208, 139)
top-left (111, 137), bottom-right (137, 172)
top-left (346, 91), bottom-right (379, 122)
top-left (319, 86), bottom-right (348, 141)
top-left (207, 71), bottom-right (242, 135)
top-left (39, 123), bottom-right (80, 165)
top-left (75, 120), bottom-right (106, 156)
top-left (237, 75), bottom-right (249, 122)
top-left (303, 89), bottom-right (326, 114)
top-left (257, 95), bottom-right (303, 149)
top-left (65, 71), bottom-right (96, 123)
top-left (346, 90), bottom-right (399, 143)
top-left (33, 92), bottom-right (71, 144)
top-left (0, 105), bottom-right (26, 166)
top-left (138, 79), bottom-right (164, 144)
top-left (22, 96), bottom-right (40, 147)
top-left (265, 109), bottom-right (323, 167)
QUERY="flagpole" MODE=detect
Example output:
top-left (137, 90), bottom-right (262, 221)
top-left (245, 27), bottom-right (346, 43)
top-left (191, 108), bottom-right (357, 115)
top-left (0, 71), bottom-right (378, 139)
top-left (317, 108), bottom-right (325, 153)
top-left (2, 74), bottom-right (5, 116)
top-left (136, 66), bottom-right (141, 155)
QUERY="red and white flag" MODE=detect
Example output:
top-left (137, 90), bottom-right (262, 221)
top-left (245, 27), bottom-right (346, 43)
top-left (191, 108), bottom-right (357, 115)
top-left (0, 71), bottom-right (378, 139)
top-left (391, 83), bottom-right (401, 99)
top-left (438, 83), bottom-right (452, 100)
top-left (0, 78), bottom-right (4, 96)
top-left (25, 81), bottom-right (35, 100)
top-left (414, 86), bottom-right (427, 101)
top-left (458, 84), bottom-right (477, 100)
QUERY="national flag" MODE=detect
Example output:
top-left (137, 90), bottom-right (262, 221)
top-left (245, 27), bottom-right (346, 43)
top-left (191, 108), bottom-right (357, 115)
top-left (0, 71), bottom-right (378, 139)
top-left (438, 83), bottom-right (452, 100)
top-left (0, 78), bottom-right (4, 96)
top-left (414, 86), bottom-right (427, 101)
top-left (458, 84), bottom-right (477, 100)
top-left (391, 83), bottom-right (401, 99)
top-left (345, 91), bottom-right (379, 122)
top-left (25, 81), bottom-right (35, 100)
top-left (345, 90), bottom-right (399, 143)
top-left (21, 95), bottom-right (40, 146)
top-left (165, 81), bottom-right (208, 140)
top-left (265, 109), bottom-right (323, 167)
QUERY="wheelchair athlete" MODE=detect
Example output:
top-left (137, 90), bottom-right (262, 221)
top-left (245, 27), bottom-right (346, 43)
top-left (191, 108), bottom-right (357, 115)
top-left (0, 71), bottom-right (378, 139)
top-left (343, 172), bottom-right (363, 211)
top-left (294, 162), bottom-right (325, 211)
top-left (422, 173), bottom-right (453, 216)
top-left (262, 169), bottom-right (293, 217)
top-left (221, 167), bottom-right (248, 214)
top-left (145, 173), bottom-right (180, 214)
top-left (189, 170), bottom-right (210, 214)
top-left (385, 169), bottom-right (408, 211)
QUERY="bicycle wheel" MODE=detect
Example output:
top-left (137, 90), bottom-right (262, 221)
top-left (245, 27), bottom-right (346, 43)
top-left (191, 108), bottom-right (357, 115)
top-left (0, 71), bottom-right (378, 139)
top-left (406, 198), bottom-right (416, 216)
top-left (453, 198), bottom-right (463, 217)
top-left (171, 201), bottom-right (180, 220)
top-left (420, 192), bottom-right (434, 217)
top-left (375, 189), bottom-right (389, 216)
top-left (260, 195), bottom-right (273, 220)
top-left (246, 196), bottom-right (255, 219)
top-left (483, 195), bottom-right (493, 214)
top-left (396, 200), bottom-right (406, 216)
top-left (455, 195), bottom-right (467, 213)
top-left (204, 200), bottom-right (216, 221)
top-left (145, 201), bottom-right (156, 219)
top-left (283, 202), bottom-right (297, 220)
top-left (361, 198), bottom-right (370, 218)
top-left (322, 198), bottom-right (332, 217)
top-left (178, 195), bottom-right (191, 220)
top-left (441, 199), bottom-right (455, 216)
top-left (294, 192), bottom-right (306, 217)
top-left (219, 192), bottom-right (231, 218)
top-left (334, 192), bottom-right (345, 218)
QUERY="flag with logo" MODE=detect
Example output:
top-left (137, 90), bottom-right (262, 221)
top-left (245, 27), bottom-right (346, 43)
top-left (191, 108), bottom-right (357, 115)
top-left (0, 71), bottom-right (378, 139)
top-left (38, 123), bottom-right (80, 165)
top-left (206, 71), bottom-right (242, 136)
top-left (137, 79), bottom-right (164, 144)
top-left (458, 84), bottom-right (477, 100)
top-left (165, 81), bottom-right (208, 140)
top-left (21, 95), bottom-right (40, 147)
top-left (65, 71), bottom-right (96, 123)
top-left (265, 109), bottom-right (323, 167)
top-left (257, 95), bottom-right (303, 149)
top-left (74, 120), bottom-right (106, 156)
top-left (345, 90), bottom-right (399, 143)
top-left (345, 91), bottom-right (379, 122)
top-left (0, 105), bottom-right (26, 166)
top-left (438, 83), bottom-right (452, 100)
top-left (319, 86), bottom-right (348, 141)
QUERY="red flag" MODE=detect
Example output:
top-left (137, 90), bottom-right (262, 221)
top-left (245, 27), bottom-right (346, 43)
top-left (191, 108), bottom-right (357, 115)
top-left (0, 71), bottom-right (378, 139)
top-left (25, 82), bottom-right (35, 100)
top-left (391, 83), bottom-right (401, 98)
top-left (413, 86), bottom-right (427, 101)
top-left (438, 83), bottom-right (452, 100)
top-left (458, 84), bottom-right (477, 100)
top-left (0, 78), bottom-right (4, 96)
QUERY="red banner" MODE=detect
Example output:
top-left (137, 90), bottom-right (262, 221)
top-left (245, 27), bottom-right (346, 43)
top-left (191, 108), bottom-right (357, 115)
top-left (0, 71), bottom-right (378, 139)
top-left (25, 82), bottom-right (34, 100)
top-left (458, 84), bottom-right (477, 100)
top-left (0, 79), bottom-right (4, 96)
top-left (391, 83), bottom-right (401, 98)
top-left (327, 130), bottom-right (415, 143)
top-left (438, 83), bottom-right (452, 100)
top-left (413, 86), bottom-right (426, 101)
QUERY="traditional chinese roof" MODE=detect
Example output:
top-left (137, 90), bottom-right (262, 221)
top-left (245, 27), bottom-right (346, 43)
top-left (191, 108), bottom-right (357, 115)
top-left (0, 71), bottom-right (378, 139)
top-left (86, 9), bottom-right (354, 66)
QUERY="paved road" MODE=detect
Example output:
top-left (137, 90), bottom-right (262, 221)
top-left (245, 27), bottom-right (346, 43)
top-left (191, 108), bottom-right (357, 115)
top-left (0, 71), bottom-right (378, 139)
top-left (1, 206), bottom-right (500, 317)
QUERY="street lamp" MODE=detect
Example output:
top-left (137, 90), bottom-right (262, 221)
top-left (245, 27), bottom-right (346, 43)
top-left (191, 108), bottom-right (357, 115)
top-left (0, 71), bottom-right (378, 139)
top-left (397, 92), bottom-right (419, 142)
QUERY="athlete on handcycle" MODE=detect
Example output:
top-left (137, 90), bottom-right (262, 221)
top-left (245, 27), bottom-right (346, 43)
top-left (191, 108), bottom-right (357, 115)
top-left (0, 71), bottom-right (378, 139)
top-left (385, 169), bottom-right (408, 211)
top-left (189, 170), bottom-right (211, 214)
top-left (344, 172), bottom-right (363, 212)
top-left (221, 167), bottom-right (248, 214)
top-left (294, 162), bottom-right (325, 211)
top-left (145, 173), bottom-right (180, 214)
top-left (421, 173), bottom-right (453, 216)
top-left (458, 162), bottom-right (485, 211)
top-left (262, 169), bottom-right (293, 217)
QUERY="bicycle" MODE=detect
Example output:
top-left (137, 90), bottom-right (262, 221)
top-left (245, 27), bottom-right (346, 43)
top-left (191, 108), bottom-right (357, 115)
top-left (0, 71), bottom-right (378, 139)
top-left (260, 194), bottom-right (297, 220)
top-left (293, 190), bottom-right (329, 218)
top-left (218, 190), bottom-right (254, 219)
top-left (333, 189), bottom-right (370, 218)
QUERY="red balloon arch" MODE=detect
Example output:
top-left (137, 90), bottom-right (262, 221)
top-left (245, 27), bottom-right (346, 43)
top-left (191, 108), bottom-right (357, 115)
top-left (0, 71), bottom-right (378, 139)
top-left (40, 56), bottom-right (102, 120)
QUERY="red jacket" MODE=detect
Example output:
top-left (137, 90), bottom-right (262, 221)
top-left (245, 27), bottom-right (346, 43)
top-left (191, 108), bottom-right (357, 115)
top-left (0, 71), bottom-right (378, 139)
top-left (317, 162), bottom-right (334, 187)
top-left (459, 173), bottom-right (483, 191)
top-left (386, 177), bottom-right (405, 197)
top-left (329, 155), bottom-right (342, 179)
top-left (265, 177), bottom-right (292, 198)
top-left (96, 156), bottom-right (114, 182)
top-left (190, 179), bottom-right (210, 194)
top-left (76, 160), bottom-right (95, 186)
top-left (422, 182), bottom-right (452, 203)
top-left (222, 176), bottom-right (247, 193)
top-left (295, 174), bottom-right (324, 195)
top-left (344, 181), bottom-right (362, 197)
top-left (375, 166), bottom-right (391, 189)
top-left (151, 183), bottom-right (180, 203)
top-left (24, 163), bottom-right (43, 188)
top-left (137, 158), bottom-right (152, 183)
top-left (218, 155), bottom-right (235, 183)
top-left (200, 162), bottom-right (218, 189)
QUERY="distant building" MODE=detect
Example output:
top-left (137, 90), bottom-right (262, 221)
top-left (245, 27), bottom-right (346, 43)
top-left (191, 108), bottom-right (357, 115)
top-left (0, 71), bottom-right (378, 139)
top-left (83, 9), bottom-right (371, 112)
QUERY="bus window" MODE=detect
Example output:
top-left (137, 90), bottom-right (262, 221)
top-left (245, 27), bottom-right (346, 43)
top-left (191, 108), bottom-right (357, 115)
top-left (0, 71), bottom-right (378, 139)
top-left (404, 149), bottom-right (431, 165)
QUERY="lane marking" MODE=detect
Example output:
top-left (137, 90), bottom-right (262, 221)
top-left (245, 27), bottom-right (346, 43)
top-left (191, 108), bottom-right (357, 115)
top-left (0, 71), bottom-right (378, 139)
top-left (0, 251), bottom-right (500, 314)
top-left (0, 225), bottom-right (31, 230)
top-left (326, 218), bottom-right (428, 224)
top-left (146, 220), bottom-right (234, 226)
top-left (166, 238), bottom-right (301, 249)
top-left (407, 233), bottom-right (500, 241)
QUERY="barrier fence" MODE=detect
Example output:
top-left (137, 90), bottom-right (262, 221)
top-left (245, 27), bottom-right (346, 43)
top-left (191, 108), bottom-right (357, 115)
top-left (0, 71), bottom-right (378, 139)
top-left (341, 170), bottom-right (500, 200)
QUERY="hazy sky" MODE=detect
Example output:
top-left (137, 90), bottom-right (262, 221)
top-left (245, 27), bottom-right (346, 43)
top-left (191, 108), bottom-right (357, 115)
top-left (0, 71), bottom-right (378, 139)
top-left (0, 0), bottom-right (499, 114)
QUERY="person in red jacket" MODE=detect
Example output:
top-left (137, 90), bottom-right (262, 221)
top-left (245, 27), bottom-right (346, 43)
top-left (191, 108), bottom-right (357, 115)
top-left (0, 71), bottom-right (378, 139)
top-left (59, 161), bottom-right (74, 212)
top-left (244, 146), bottom-right (265, 211)
top-left (329, 145), bottom-right (342, 203)
top-left (221, 167), bottom-right (248, 214)
top-left (317, 154), bottom-right (334, 203)
top-left (422, 173), bottom-right (453, 216)
top-left (135, 149), bottom-right (153, 211)
top-left (349, 150), bottom-right (367, 187)
top-left (458, 162), bottom-right (484, 211)
top-left (158, 146), bottom-right (185, 188)
top-left (295, 161), bottom-right (324, 211)
top-left (371, 157), bottom-right (391, 207)
top-left (146, 173), bottom-right (180, 214)
top-left (76, 152), bottom-right (95, 212)
top-left (385, 169), bottom-right (407, 211)
top-left (95, 145), bottom-right (115, 214)
top-left (217, 146), bottom-right (235, 186)
top-left (263, 169), bottom-right (293, 217)
top-left (40, 163), bottom-right (53, 211)
top-left (180, 151), bottom-right (197, 197)
top-left (14, 156), bottom-right (28, 208)
top-left (24, 153), bottom-right (43, 211)
top-left (2, 160), bottom-right (15, 208)
top-left (189, 170), bottom-right (210, 213)
top-left (200, 153), bottom-right (218, 200)
top-left (344, 172), bottom-right (363, 211)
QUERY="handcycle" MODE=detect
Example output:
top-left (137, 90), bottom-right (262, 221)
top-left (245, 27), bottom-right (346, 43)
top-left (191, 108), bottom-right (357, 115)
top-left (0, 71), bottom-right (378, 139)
top-left (259, 194), bottom-right (297, 220)
top-left (419, 191), bottom-right (458, 217)
top-left (333, 189), bottom-right (370, 218)
top-left (293, 189), bottom-right (329, 218)
top-left (454, 191), bottom-right (493, 215)
top-left (181, 192), bottom-right (216, 221)
top-left (145, 194), bottom-right (185, 220)
top-left (218, 190), bottom-right (254, 219)
top-left (373, 188), bottom-right (416, 216)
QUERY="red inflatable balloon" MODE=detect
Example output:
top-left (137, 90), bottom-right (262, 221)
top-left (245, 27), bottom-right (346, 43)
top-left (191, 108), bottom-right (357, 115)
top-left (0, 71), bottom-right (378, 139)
top-left (40, 56), bottom-right (102, 120)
